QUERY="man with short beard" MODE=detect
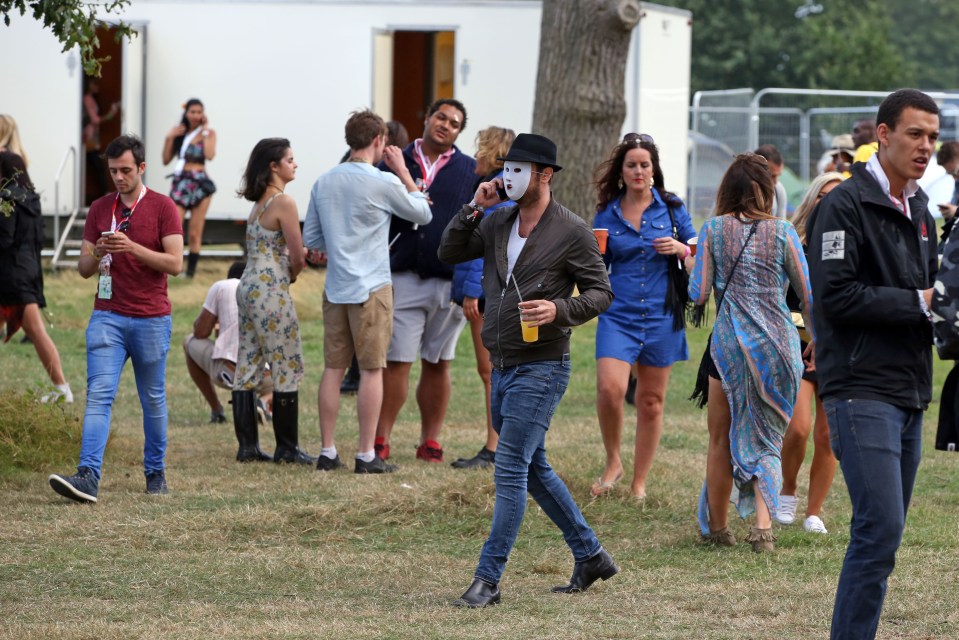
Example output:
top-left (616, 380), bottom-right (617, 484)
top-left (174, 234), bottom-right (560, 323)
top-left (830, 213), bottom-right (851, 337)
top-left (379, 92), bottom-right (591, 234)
top-left (439, 133), bottom-right (616, 608)
top-left (49, 134), bottom-right (183, 503)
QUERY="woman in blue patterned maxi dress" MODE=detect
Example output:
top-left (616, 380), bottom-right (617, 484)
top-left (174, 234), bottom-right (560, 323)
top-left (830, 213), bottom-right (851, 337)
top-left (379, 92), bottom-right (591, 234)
top-left (687, 153), bottom-right (813, 551)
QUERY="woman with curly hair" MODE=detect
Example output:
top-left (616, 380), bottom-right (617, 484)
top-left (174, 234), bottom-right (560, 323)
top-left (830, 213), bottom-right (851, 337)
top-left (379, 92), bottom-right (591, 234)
top-left (590, 133), bottom-right (695, 499)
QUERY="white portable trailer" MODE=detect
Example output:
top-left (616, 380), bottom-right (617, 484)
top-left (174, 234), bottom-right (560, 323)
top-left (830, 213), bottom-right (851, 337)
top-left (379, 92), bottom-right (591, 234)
top-left (0, 0), bottom-right (691, 250)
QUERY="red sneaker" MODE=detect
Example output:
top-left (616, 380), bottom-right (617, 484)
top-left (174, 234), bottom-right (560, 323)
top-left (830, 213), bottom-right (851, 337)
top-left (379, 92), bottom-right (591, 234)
top-left (374, 436), bottom-right (390, 461)
top-left (416, 439), bottom-right (444, 463)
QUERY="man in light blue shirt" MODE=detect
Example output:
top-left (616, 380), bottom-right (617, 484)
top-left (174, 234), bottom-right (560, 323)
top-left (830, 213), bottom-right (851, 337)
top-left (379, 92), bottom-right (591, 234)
top-left (303, 110), bottom-right (431, 474)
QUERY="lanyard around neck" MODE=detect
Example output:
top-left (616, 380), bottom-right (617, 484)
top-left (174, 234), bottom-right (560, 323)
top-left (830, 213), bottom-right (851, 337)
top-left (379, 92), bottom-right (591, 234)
top-left (414, 141), bottom-right (444, 189)
top-left (111, 185), bottom-right (148, 231)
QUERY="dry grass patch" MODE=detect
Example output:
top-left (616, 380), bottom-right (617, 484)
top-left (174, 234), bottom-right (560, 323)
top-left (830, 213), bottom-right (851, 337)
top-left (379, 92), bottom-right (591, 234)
top-left (1, 261), bottom-right (958, 638)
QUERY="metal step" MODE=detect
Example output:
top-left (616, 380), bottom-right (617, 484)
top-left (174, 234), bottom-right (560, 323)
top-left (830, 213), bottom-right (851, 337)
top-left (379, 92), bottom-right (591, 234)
top-left (51, 207), bottom-right (88, 270)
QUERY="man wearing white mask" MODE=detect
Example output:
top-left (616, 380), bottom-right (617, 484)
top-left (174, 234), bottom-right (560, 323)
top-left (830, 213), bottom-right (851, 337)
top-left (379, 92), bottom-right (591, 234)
top-left (439, 133), bottom-right (617, 608)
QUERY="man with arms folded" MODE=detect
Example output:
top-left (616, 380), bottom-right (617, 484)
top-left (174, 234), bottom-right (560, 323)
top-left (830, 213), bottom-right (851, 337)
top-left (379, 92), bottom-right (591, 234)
top-left (304, 110), bottom-right (432, 474)
top-left (808, 89), bottom-right (939, 640)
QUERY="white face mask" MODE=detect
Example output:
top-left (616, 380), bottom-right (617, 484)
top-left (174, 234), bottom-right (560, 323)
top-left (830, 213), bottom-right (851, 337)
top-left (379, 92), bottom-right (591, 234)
top-left (503, 161), bottom-right (533, 201)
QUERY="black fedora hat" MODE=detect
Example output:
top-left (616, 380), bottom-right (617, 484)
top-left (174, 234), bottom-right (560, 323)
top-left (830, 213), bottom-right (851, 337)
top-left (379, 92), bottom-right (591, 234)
top-left (497, 133), bottom-right (562, 172)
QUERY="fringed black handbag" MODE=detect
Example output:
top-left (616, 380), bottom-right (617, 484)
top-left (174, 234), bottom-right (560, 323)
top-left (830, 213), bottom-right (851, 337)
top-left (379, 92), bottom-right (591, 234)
top-left (689, 221), bottom-right (758, 408)
top-left (663, 205), bottom-right (691, 331)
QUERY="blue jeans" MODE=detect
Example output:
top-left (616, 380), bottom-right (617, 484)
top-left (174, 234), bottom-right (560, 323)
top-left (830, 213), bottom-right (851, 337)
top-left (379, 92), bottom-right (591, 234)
top-left (79, 311), bottom-right (173, 480)
top-left (474, 357), bottom-right (601, 585)
top-left (824, 398), bottom-right (923, 640)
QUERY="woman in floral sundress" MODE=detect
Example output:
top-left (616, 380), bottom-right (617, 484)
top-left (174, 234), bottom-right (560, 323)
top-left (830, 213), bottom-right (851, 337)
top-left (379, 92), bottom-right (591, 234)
top-left (232, 138), bottom-right (313, 465)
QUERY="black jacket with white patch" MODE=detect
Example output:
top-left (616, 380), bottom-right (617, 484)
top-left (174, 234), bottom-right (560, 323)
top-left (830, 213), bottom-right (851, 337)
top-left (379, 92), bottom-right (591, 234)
top-left (808, 162), bottom-right (938, 410)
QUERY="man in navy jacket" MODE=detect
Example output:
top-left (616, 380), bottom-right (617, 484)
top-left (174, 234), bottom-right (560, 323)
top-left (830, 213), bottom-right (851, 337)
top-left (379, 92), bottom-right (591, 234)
top-left (808, 89), bottom-right (939, 640)
top-left (376, 99), bottom-right (477, 463)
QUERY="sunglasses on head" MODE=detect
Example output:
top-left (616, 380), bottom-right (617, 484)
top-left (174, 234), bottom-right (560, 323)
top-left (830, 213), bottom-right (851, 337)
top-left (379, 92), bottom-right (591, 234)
top-left (737, 152), bottom-right (769, 166)
top-left (623, 133), bottom-right (655, 145)
top-left (117, 207), bottom-right (132, 233)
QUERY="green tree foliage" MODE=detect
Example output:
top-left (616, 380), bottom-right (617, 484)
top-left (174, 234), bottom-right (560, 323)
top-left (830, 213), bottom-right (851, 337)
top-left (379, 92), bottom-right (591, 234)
top-left (1, 0), bottom-right (133, 76)
top-left (888, 0), bottom-right (959, 89)
top-left (656, 0), bottom-right (959, 93)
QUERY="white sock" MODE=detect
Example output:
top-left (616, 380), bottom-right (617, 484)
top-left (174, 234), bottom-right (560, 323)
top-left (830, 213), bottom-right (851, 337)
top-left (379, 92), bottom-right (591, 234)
top-left (320, 446), bottom-right (337, 460)
top-left (56, 383), bottom-right (74, 403)
top-left (356, 450), bottom-right (375, 463)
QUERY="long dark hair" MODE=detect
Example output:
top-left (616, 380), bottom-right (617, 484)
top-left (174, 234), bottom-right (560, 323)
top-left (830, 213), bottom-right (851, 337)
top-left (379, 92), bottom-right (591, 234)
top-left (237, 138), bottom-right (290, 202)
top-left (171, 98), bottom-right (204, 156)
top-left (0, 151), bottom-right (34, 191)
top-left (594, 134), bottom-right (682, 213)
top-left (714, 153), bottom-right (777, 220)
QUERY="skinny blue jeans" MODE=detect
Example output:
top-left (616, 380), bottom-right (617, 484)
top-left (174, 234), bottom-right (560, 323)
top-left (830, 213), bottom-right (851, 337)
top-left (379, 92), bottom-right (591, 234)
top-left (825, 398), bottom-right (923, 640)
top-left (79, 310), bottom-right (172, 480)
top-left (474, 357), bottom-right (601, 585)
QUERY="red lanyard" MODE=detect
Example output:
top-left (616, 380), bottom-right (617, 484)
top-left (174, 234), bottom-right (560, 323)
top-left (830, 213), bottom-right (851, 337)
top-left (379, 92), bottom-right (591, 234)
top-left (111, 185), bottom-right (148, 231)
top-left (414, 141), bottom-right (448, 191)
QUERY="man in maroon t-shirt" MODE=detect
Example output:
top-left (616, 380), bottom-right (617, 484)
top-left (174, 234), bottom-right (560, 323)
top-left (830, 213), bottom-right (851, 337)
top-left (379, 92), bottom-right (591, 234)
top-left (49, 135), bottom-right (183, 503)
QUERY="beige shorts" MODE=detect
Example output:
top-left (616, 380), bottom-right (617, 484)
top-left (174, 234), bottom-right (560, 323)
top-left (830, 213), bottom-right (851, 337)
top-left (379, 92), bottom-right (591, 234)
top-left (323, 284), bottom-right (393, 370)
top-left (183, 334), bottom-right (272, 394)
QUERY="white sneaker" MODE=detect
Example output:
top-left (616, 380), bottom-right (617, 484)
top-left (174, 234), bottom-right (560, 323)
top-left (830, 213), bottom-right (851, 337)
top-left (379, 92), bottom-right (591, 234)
top-left (775, 494), bottom-right (798, 525)
top-left (803, 515), bottom-right (828, 534)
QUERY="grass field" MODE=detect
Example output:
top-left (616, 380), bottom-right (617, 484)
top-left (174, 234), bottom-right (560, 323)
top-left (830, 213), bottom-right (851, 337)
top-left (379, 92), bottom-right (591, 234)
top-left (1, 261), bottom-right (958, 639)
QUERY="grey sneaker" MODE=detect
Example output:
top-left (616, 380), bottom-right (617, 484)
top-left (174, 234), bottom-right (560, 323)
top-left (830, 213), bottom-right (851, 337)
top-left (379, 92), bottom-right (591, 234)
top-left (451, 447), bottom-right (495, 469)
top-left (315, 454), bottom-right (345, 472)
top-left (355, 455), bottom-right (398, 474)
top-left (145, 471), bottom-right (169, 495)
top-left (49, 467), bottom-right (99, 503)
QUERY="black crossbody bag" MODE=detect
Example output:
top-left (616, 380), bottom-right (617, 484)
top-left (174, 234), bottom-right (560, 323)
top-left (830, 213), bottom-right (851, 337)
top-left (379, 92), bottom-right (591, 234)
top-left (689, 221), bottom-right (758, 408)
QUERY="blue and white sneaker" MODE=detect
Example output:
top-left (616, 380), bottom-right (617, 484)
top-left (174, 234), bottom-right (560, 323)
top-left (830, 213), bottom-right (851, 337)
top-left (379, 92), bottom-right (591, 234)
top-left (49, 467), bottom-right (98, 503)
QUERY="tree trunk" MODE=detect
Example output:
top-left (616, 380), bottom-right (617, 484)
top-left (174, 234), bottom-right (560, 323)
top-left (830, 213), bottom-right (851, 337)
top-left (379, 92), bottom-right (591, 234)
top-left (532, 0), bottom-right (641, 220)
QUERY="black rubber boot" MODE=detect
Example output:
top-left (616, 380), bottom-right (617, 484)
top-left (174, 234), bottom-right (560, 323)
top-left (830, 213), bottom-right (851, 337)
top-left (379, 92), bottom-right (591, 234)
top-left (272, 391), bottom-right (316, 465)
top-left (186, 252), bottom-right (200, 277)
top-left (339, 357), bottom-right (360, 394)
top-left (232, 390), bottom-right (272, 462)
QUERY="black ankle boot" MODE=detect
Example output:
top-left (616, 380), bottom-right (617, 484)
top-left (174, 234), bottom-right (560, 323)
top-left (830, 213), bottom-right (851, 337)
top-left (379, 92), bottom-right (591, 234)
top-left (232, 390), bottom-right (271, 462)
top-left (551, 547), bottom-right (619, 593)
top-left (186, 252), bottom-right (200, 277)
top-left (452, 578), bottom-right (500, 608)
top-left (271, 391), bottom-right (316, 465)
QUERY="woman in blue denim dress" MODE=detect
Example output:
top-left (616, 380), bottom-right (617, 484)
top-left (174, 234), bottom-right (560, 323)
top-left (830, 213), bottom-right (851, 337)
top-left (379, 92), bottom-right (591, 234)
top-left (591, 134), bottom-right (696, 500)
